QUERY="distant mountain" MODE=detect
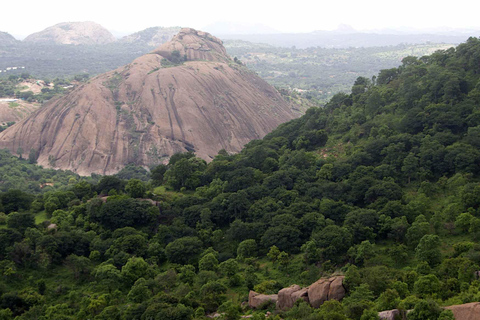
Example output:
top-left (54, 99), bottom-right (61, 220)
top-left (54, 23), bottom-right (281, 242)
top-left (0, 31), bottom-right (18, 46)
top-left (219, 32), bottom-right (473, 49)
top-left (0, 28), bottom-right (295, 175)
top-left (24, 21), bottom-right (116, 45)
top-left (365, 26), bottom-right (480, 36)
top-left (119, 27), bottom-right (181, 47)
top-left (203, 21), bottom-right (280, 35)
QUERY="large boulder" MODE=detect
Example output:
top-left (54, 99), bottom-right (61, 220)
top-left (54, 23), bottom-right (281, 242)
top-left (277, 285), bottom-right (309, 310)
top-left (445, 302), bottom-right (480, 320)
top-left (328, 276), bottom-right (346, 301)
top-left (308, 276), bottom-right (345, 308)
top-left (248, 291), bottom-right (278, 309)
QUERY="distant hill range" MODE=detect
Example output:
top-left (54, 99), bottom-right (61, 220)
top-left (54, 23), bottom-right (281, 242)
top-left (0, 28), bottom-right (295, 175)
top-left (0, 31), bottom-right (18, 46)
top-left (217, 31), bottom-right (477, 49)
top-left (23, 21), bottom-right (116, 45)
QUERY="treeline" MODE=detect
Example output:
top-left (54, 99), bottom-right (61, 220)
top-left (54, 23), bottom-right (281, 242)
top-left (1, 37), bottom-right (480, 320)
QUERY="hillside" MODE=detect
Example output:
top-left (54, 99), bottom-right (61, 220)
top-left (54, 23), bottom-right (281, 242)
top-left (119, 26), bottom-right (181, 47)
top-left (1, 36), bottom-right (480, 320)
top-left (23, 21), bottom-right (116, 45)
top-left (0, 31), bottom-right (17, 46)
top-left (0, 28), bottom-right (295, 175)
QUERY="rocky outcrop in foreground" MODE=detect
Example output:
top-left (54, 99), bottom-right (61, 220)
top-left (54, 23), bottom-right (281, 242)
top-left (249, 276), bottom-right (345, 310)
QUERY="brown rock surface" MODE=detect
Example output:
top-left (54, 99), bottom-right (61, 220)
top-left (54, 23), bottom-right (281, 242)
top-left (0, 28), bottom-right (295, 175)
top-left (248, 291), bottom-right (278, 309)
top-left (328, 275), bottom-right (346, 301)
top-left (445, 302), bottom-right (480, 320)
top-left (378, 309), bottom-right (403, 320)
top-left (277, 285), bottom-right (309, 310)
top-left (308, 276), bottom-right (345, 308)
top-left (24, 21), bottom-right (116, 45)
top-left (0, 99), bottom-right (39, 125)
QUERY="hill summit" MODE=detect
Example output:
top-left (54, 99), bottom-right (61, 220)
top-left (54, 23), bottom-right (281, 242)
top-left (0, 28), bottom-right (295, 175)
top-left (24, 21), bottom-right (116, 45)
top-left (119, 26), bottom-right (181, 47)
top-left (0, 31), bottom-right (18, 45)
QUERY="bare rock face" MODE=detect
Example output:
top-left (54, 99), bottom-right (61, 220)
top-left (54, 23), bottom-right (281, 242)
top-left (0, 100), bottom-right (39, 124)
top-left (248, 291), bottom-right (278, 309)
top-left (445, 302), bottom-right (480, 320)
top-left (277, 285), bottom-right (309, 310)
top-left (153, 28), bottom-right (229, 63)
top-left (0, 28), bottom-right (294, 175)
top-left (378, 309), bottom-right (403, 320)
top-left (308, 276), bottom-right (346, 308)
top-left (120, 27), bottom-right (181, 47)
top-left (328, 276), bottom-right (346, 301)
top-left (24, 22), bottom-right (116, 45)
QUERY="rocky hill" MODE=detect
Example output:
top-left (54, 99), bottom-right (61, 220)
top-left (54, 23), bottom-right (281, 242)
top-left (0, 31), bottom-right (18, 46)
top-left (0, 28), bottom-right (295, 175)
top-left (119, 26), bottom-right (181, 47)
top-left (23, 21), bottom-right (116, 45)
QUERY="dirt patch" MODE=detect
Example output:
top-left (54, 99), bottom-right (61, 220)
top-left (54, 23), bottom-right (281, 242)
top-left (18, 80), bottom-right (48, 94)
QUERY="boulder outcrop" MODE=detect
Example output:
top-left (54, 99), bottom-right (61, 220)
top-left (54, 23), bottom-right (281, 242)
top-left (248, 291), bottom-right (278, 309)
top-left (277, 285), bottom-right (309, 310)
top-left (249, 276), bottom-right (346, 311)
top-left (308, 276), bottom-right (346, 308)
top-left (0, 28), bottom-right (295, 175)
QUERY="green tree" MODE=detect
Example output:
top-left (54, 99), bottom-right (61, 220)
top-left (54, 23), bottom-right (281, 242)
top-left (414, 274), bottom-right (441, 298)
top-left (455, 212), bottom-right (474, 233)
top-left (406, 215), bottom-right (430, 248)
top-left (237, 239), bottom-right (257, 260)
top-left (360, 309), bottom-right (380, 320)
top-left (438, 310), bottom-right (455, 320)
top-left (93, 264), bottom-right (121, 291)
top-left (6, 212), bottom-right (35, 233)
top-left (0, 189), bottom-right (34, 214)
top-left (312, 225), bottom-right (353, 262)
top-left (125, 179), bottom-right (146, 198)
top-left (64, 254), bottom-right (92, 280)
top-left (165, 236), bottom-right (203, 265)
top-left (121, 257), bottom-right (150, 285)
top-left (127, 278), bottom-right (151, 303)
top-left (415, 234), bottom-right (442, 267)
top-left (407, 299), bottom-right (441, 320)
top-left (199, 253), bottom-right (219, 272)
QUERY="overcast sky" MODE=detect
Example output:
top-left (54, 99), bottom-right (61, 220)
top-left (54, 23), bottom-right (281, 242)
top-left (2, 0), bottom-right (480, 38)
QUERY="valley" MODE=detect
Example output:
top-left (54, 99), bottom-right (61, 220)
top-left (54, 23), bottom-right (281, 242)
top-left (0, 20), bottom-right (479, 320)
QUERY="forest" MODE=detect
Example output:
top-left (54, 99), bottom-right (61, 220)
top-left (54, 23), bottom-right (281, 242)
top-left (1, 37), bottom-right (480, 320)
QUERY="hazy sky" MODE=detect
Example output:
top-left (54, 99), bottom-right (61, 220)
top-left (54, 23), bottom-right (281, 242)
top-left (2, 0), bottom-right (480, 38)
